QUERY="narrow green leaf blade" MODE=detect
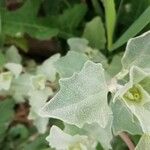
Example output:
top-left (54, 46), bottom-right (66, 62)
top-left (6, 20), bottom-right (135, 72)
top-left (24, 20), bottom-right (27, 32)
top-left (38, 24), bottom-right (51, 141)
top-left (102, 0), bottom-right (116, 49)
top-left (111, 6), bottom-right (150, 50)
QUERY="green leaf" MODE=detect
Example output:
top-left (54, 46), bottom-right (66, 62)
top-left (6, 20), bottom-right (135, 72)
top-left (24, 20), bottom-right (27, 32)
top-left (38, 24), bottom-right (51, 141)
top-left (121, 31), bottom-right (150, 72)
top-left (41, 61), bottom-right (111, 128)
top-left (117, 0), bottom-right (150, 32)
top-left (106, 54), bottom-right (122, 77)
top-left (22, 134), bottom-right (48, 150)
top-left (0, 51), bottom-right (5, 68)
top-left (112, 7), bottom-right (150, 50)
top-left (112, 100), bottom-right (143, 135)
top-left (102, 0), bottom-right (116, 49)
top-left (140, 76), bottom-right (150, 94)
top-left (46, 125), bottom-right (96, 150)
top-left (135, 134), bottom-right (150, 150)
top-left (57, 4), bottom-right (87, 33)
top-left (1, 0), bottom-right (59, 39)
top-left (54, 51), bottom-right (88, 78)
top-left (5, 36), bottom-right (28, 52)
top-left (82, 16), bottom-right (106, 49)
top-left (0, 99), bottom-right (15, 138)
top-left (5, 46), bottom-right (22, 64)
top-left (9, 124), bottom-right (29, 141)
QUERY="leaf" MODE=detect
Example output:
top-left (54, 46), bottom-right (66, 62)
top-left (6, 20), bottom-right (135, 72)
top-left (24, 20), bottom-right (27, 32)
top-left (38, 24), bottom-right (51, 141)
top-left (121, 31), bottom-right (150, 72)
top-left (0, 52), bottom-right (5, 68)
top-left (114, 66), bottom-right (150, 133)
top-left (10, 73), bottom-right (32, 102)
top-left (111, 100), bottom-right (143, 135)
top-left (22, 134), bottom-right (48, 150)
top-left (0, 72), bottom-right (13, 90)
top-left (46, 125), bottom-right (96, 150)
top-left (4, 63), bottom-right (22, 78)
top-left (37, 54), bottom-right (60, 82)
top-left (64, 119), bottom-right (113, 150)
top-left (67, 38), bottom-right (89, 52)
top-left (117, 0), bottom-right (150, 31)
top-left (82, 16), bottom-right (106, 49)
top-left (5, 36), bottom-right (28, 52)
top-left (28, 88), bottom-right (53, 133)
top-left (43, 0), bottom-right (65, 16)
top-left (102, 0), bottom-right (116, 49)
top-left (111, 7), bottom-right (150, 50)
top-left (54, 51), bottom-right (88, 78)
top-left (41, 61), bottom-right (111, 128)
top-left (9, 124), bottom-right (29, 140)
top-left (67, 38), bottom-right (108, 66)
top-left (57, 4), bottom-right (87, 33)
top-left (140, 76), bottom-right (150, 94)
top-left (28, 111), bottom-right (49, 134)
top-left (83, 121), bottom-right (112, 150)
top-left (1, 0), bottom-right (59, 39)
top-left (0, 99), bottom-right (15, 138)
top-left (5, 46), bottom-right (22, 64)
top-left (135, 134), bottom-right (150, 150)
top-left (106, 54), bottom-right (122, 77)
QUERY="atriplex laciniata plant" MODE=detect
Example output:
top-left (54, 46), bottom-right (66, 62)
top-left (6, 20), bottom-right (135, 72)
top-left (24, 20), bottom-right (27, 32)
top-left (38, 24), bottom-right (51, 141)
top-left (0, 31), bottom-right (150, 149)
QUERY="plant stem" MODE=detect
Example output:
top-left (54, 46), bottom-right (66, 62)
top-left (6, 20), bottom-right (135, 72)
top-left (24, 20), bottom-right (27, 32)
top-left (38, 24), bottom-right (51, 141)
top-left (119, 132), bottom-right (135, 150)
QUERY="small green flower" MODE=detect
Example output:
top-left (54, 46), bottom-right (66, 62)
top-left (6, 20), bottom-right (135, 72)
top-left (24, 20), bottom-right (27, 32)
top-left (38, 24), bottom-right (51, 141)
top-left (123, 85), bottom-right (142, 103)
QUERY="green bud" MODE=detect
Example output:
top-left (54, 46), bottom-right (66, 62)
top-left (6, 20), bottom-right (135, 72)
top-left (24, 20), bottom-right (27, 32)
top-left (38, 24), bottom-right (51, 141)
top-left (123, 85), bottom-right (142, 103)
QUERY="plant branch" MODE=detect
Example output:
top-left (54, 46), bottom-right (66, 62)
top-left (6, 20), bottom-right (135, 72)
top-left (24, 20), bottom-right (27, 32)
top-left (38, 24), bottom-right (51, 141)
top-left (119, 132), bottom-right (135, 150)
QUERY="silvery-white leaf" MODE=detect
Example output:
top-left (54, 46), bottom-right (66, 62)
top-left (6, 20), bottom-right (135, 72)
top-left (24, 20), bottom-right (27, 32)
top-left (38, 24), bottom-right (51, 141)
top-left (54, 51), bottom-right (88, 78)
top-left (5, 63), bottom-right (22, 78)
top-left (28, 111), bottom-right (49, 134)
top-left (112, 100), bottom-right (143, 135)
top-left (114, 66), bottom-right (150, 133)
top-left (28, 88), bottom-right (53, 133)
top-left (67, 38), bottom-right (89, 52)
top-left (46, 125), bottom-right (96, 150)
top-left (10, 73), bottom-right (32, 102)
top-left (122, 31), bottom-right (150, 72)
top-left (37, 54), bottom-right (60, 82)
top-left (41, 61), bottom-right (111, 128)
